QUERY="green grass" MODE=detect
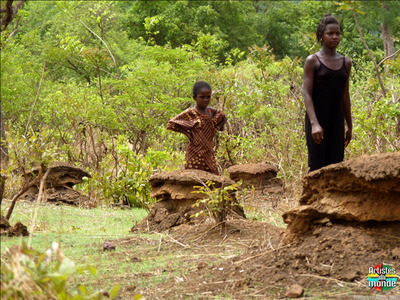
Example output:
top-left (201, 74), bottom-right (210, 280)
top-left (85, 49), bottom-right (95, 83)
top-left (1, 201), bottom-right (153, 295)
top-left (1, 200), bottom-right (384, 298)
top-left (1, 200), bottom-right (234, 297)
top-left (1, 201), bottom-right (148, 256)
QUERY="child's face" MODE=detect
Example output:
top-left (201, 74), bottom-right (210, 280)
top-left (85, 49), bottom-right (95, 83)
top-left (321, 24), bottom-right (341, 48)
top-left (194, 88), bottom-right (211, 109)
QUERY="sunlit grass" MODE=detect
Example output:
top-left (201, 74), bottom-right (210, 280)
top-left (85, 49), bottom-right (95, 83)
top-left (1, 200), bottom-right (148, 257)
top-left (1, 200), bottom-right (232, 296)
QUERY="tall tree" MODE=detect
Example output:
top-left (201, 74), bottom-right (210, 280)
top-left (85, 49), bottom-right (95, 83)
top-left (116, 1), bottom-right (260, 62)
top-left (381, 0), bottom-right (398, 59)
top-left (0, 0), bottom-right (26, 32)
top-left (1, 0), bottom-right (27, 167)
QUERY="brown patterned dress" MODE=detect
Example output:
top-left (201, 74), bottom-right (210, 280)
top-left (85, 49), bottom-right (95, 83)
top-left (167, 108), bottom-right (226, 175)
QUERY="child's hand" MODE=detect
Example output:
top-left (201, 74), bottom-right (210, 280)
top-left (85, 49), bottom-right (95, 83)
top-left (215, 116), bottom-right (227, 131)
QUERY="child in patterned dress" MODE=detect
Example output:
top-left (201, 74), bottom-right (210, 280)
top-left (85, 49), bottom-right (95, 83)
top-left (167, 81), bottom-right (227, 175)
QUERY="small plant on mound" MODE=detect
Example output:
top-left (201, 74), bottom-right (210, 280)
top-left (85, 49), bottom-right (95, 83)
top-left (191, 181), bottom-right (242, 229)
top-left (0, 242), bottom-right (123, 300)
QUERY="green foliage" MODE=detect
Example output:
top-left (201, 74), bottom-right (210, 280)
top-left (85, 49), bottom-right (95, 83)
top-left (111, 44), bottom-right (210, 150)
top-left (94, 140), bottom-right (172, 209)
top-left (351, 93), bottom-right (400, 155)
top-left (6, 130), bottom-right (63, 177)
top-left (194, 32), bottom-right (229, 63)
top-left (385, 55), bottom-right (400, 75)
top-left (1, 242), bottom-right (121, 299)
top-left (2, 0), bottom-right (400, 207)
top-left (116, 0), bottom-right (260, 63)
top-left (192, 181), bottom-right (242, 225)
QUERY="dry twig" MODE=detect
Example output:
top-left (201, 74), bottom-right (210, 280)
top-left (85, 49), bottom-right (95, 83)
top-left (28, 167), bottom-right (51, 247)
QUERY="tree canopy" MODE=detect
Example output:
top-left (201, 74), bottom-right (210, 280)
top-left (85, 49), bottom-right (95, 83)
top-left (1, 0), bottom-right (399, 206)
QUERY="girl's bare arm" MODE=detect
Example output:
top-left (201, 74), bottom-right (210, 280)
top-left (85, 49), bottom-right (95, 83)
top-left (303, 55), bottom-right (324, 144)
top-left (343, 57), bottom-right (353, 148)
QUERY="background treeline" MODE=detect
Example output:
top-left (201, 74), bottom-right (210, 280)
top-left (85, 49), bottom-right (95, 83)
top-left (1, 0), bottom-right (399, 208)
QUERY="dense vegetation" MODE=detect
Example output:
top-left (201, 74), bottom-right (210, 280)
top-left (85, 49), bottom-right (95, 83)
top-left (1, 0), bottom-right (400, 207)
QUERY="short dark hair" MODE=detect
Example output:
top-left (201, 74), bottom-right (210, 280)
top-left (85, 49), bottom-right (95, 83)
top-left (193, 81), bottom-right (211, 97)
top-left (316, 14), bottom-right (342, 43)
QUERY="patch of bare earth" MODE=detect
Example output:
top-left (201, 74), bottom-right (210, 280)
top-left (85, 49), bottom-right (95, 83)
top-left (78, 154), bottom-right (400, 299)
top-left (112, 218), bottom-right (284, 299)
top-left (131, 153), bottom-right (400, 299)
top-left (125, 219), bottom-right (395, 299)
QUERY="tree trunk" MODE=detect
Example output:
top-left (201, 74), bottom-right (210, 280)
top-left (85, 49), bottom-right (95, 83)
top-left (351, 9), bottom-right (386, 98)
top-left (381, 0), bottom-right (398, 134)
top-left (0, 0), bottom-right (26, 32)
top-left (382, 1), bottom-right (395, 65)
top-left (0, 101), bottom-right (8, 168)
top-left (0, 174), bottom-right (5, 206)
top-left (382, 23), bottom-right (395, 59)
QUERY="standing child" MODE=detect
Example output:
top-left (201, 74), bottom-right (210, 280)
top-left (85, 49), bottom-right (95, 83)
top-left (303, 14), bottom-right (353, 172)
top-left (167, 81), bottom-right (227, 175)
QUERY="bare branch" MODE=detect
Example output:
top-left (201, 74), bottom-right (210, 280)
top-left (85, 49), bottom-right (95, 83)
top-left (1, 0), bottom-right (26, 32)
top-left (378, 48), bottom-right (400, 68)
top-left (28, 167), bottom-right (51, 247)
top-left (6, 16), bottom-right (19, 41)
top-left (5, 172), bottom-right (41, 220)
top-left (351, 9), bottom-right (386, 98)
top-left (24, 61), bottom-right (46, 136)
top-left (78, 18), bottom-right (120, 79)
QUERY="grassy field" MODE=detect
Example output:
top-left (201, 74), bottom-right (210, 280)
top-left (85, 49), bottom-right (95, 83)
top-left (1, 201), bottom-right (152, 295)
top-left (1, 199), bottom-right (275, 298)
top-left (1, 197), bottom-right (390, 299)
top-left (1, 201), bottom-right (148, 253)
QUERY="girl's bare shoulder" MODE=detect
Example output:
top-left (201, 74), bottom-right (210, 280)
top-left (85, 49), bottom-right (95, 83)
top-left (209, 107), bottom-right (226, 117)
top-left (306, 53), bottom-right (318, 61)
top-left (344, 56), bottom-right (352, 74)
top-left (305, 54), bottom-right (319, 68)
top-left (304, 54), bottom-right (320, 74)
top-left (344, 55), bottom-right (352, 64)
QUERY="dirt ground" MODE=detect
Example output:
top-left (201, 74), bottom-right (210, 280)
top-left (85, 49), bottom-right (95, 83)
top-left (4, 154), bottom-right (399, 299)
top-left (123, 216), bottom-right (399, 299)
top-left (107, 184), bottom-right (400, 299)
top-left (116, 153), bottom-right (400, 298)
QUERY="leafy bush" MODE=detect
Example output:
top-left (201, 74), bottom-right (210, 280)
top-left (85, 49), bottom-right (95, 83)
top-left (1, 242), bottom-right (122, 300)
top-left (96, 141), bottom-right (173, 209)
top-left (192, 181), bottom-right (242, 227)
top-left (2, 0), bottom-right (399, 207)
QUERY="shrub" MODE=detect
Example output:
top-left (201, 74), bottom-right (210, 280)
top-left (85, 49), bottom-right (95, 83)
top-left (1, 242), bottom-right (122, 300)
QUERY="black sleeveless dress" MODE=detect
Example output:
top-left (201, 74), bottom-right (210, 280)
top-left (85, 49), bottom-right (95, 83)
top-left (305, 55), bottom-right (348, 171)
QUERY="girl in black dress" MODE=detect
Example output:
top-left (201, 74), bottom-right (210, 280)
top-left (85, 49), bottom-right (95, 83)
top-left (303, 14), bottom-right (353, 172)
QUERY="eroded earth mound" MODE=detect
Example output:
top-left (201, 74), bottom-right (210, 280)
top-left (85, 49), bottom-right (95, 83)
top-left (21, 162), bottom-right (91, 205)
top-left (0, 215), bottom-right (29, 237)
top-left (227, 163), bottom-right (283, 193)
top-left (134, 169), bottom-right (245, 232)
top-left (283, 152), bottom-right (400, 243)
top-left (146, 153), bottom-right (400, 298)
top-left (158, 220), bottom-right (400, 298)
